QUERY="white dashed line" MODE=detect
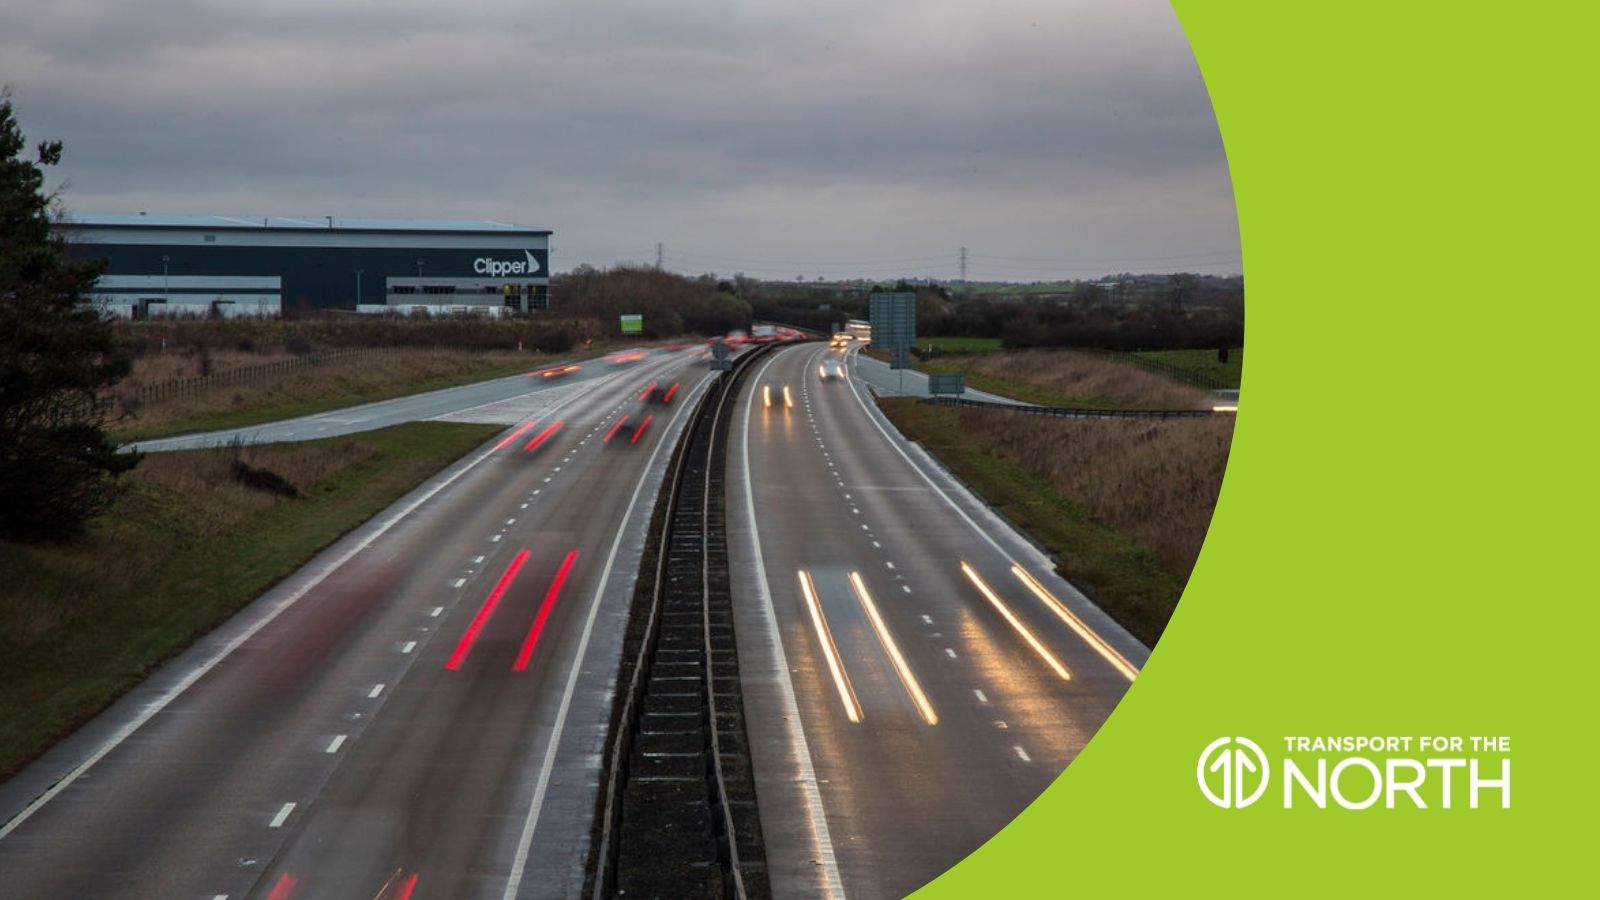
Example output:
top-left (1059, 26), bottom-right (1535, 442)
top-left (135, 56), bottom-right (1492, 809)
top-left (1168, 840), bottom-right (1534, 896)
top-left (871, 541), bottom-right (881, 548)
top-left (402, 641), bottom-right (417, 654)
top-left (1014, 746), bottom-right (1032, 763)
top-left (974, 689), bottom-right (989, 703)
top-left (430, 607), bottom-right (443, 617)
top-left (944, 648), bottom-right (958, 659)
top-left (369, 683), bottom-right (385, 698)
top-left (903, 585), bottom-right (913, 594)
top-left (885, 561), bottom-right (896, 570)
top-left (453, 578), bottom-right (466, 588)
top-left (326, 735), bottom-right (347, 754)
top-left (474, 556), bottom-right (485, 564)
top-left (269, 802), bottom-right (296, 828)
top-left (520, 503), bottom-right (528, 509)
top-left (860, 524), bottom-right (869, 531)
top-left (921, 614), bottom-right (933, 624)
top-left (491, 535), bottom-right (502, 542)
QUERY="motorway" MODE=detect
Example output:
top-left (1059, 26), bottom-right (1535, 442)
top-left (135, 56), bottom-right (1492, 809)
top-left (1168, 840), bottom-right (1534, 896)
top-left (0, 346), bottom-right (715, 900)
top-left (730, 343), bottom-right (1149, 899)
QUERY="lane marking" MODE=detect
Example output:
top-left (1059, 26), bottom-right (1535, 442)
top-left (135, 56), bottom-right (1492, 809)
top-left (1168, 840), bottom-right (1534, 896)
top-left (849, 572), bottom-right (936, 725)
top-left (369, 683), bottom-right (385, 698)
top-left (401, 641), bottom-right (417, 654)
top-left (974, 689), bottom-right (989, 703)
top-left (512, 549), bottom-right (580, 671)
top-left (960, 562), bottom-right (1071, 681)
top-left (0, 388), bottom-right (606, 842)
top-left (446, 548), bottom-right (531, 670)
top-left (1012, 564), bottom-right (1140, 681)
top-left (799, 570), bottom-right (863, 723)
top-left (490, 534), bottom-right (502, 542)
top-left (741, 349), bottom-right (845, 899)
top-left (921, 615), bottom-right (933, 625)
top-left (269, 802), bottom-right (296, 828)
top-left (453, 578), bottom-right (466, 589)
top-left (1014, 746), bottom-right (1032, 763)
top-left (474, 555), bottom-right (485, 564)
top-left (902, 585), bottom-right (912, 594)
top-left (885, 561), bottom-right (895, 570)
top-left (429, 607), bottom-right (443, 617)
top-left (945, 647), bottom-right (958, 659)
top-left (842, 358), bottom-right (1142, 668)
top-left (326, 734), bottom-right (347, 754)
top-left (502, 371), bottom-right (714, 900)
top-left (506, 518), bottom-right (517, 525)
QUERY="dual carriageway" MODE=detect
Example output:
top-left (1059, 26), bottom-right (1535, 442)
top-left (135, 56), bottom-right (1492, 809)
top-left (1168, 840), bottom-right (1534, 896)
top-left (0, 339), bottom-right (1146, 899)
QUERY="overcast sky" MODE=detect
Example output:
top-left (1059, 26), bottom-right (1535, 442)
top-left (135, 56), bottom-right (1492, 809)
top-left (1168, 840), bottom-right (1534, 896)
top-left (3, 0), bottom-right (1239, 281)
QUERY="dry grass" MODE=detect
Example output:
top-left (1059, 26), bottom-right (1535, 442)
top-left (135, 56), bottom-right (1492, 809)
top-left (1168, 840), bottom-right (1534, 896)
top-left (112, 347), bottom-right (535, 436)
top-left (961, 407), bottom-right (1234, 575)
top-left (927, 350), bottom-right (1211, 409)
top-left (0, 438), bottom-right (380, 646)
top-left (0, 421), bottom-right (501, 777)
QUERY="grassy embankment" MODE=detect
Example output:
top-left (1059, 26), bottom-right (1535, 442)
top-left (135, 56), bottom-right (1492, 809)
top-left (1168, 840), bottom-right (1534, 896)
top-left (112, 345), bottom-right (621, 442)
top-left (1132, 348), bottom-right (1244, 389)
top-left (0, 421), bottom-right (501, 779)
top-left (877, 351), bottom-right (1233, 646)
top-left (917, 350), bottom-right (1211, 410)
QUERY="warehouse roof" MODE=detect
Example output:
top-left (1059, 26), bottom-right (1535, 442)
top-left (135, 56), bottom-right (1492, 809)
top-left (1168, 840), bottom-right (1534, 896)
top-left (58, 213), bottom-right (550, 235)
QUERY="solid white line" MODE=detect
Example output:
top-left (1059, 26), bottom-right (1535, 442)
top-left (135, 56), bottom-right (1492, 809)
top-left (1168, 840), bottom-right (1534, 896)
top-left (326, 735), bottom-right (347, 754)
top-left (0, 389), bottom-right (601, 842)
top-left (269, 802), bottom-right (295, 828)
top-left (843, 354), bottom-right (1142, 670)
top-left (401, 641), bottom-right (417, 654)
top-left (501, 372), bottom-right (714, 900)
top-left (369, 683), bottom-right (385, 698)
top-left (741, 349), bottom-right (846, 899)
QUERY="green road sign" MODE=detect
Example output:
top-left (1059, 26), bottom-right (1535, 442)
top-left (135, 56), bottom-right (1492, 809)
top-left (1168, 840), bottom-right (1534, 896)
top-left (620, 314), bottom-right (643, 334)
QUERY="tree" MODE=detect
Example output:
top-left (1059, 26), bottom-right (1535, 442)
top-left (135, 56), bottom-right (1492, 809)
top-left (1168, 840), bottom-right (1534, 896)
top-left (0, 89), bottom-right (137, 540)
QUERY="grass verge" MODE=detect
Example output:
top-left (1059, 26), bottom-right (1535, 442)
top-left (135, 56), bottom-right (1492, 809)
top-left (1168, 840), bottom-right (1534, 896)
top-left (1132, 349), bottom-right (1243, 389)
top-left (0, 420), bottom-right (502, 779)
top-left (879, 398), bottom-right (1222, 647)
top-left (917, 350), bottom-right (1212, 410)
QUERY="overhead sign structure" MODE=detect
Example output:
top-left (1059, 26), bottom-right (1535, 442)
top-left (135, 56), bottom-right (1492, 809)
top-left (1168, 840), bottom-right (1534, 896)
top-left (620, 314), bottom-right (643, 335)
top-left (711, 340), bottom-right (731, 360)
top-left (928, 373), bottom-right (966, 396)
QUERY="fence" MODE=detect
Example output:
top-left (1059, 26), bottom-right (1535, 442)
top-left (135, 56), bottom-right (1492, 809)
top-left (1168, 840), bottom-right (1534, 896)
top-left (128, 346), bottom-right (394, 403)
top-left (923, 395), bottom-right (1222, 419)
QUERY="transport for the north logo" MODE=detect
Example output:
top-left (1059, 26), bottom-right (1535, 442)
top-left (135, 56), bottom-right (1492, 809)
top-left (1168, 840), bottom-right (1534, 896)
top-left (1197, 735), bottom-right (1512, 810)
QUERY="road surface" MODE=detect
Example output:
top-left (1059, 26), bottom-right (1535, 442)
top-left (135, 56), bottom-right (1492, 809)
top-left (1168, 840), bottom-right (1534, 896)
top-left (0, 347), bottom-right (714, 900)
top-left (730, 343), bottom-right (1148, 899)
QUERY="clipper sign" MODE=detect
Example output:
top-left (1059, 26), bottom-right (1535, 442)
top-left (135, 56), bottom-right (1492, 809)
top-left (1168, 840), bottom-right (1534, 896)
top-left (474, 250), bottom-right (543, 278)
top-left (1198, 735), bottom-right (1512, 810)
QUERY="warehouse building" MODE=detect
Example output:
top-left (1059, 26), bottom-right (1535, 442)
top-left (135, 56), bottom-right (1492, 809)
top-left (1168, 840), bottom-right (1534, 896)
top-left (55, 213), bottom-right (552, 318)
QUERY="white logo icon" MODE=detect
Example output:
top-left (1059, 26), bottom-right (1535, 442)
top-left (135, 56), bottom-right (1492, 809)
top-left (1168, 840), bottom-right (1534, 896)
top-left (1198, 736), bottom-right (1270, 808)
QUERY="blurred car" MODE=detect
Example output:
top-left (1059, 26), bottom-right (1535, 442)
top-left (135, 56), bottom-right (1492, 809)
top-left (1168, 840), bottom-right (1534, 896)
top-left (818, 358), bottom-right (844, 380)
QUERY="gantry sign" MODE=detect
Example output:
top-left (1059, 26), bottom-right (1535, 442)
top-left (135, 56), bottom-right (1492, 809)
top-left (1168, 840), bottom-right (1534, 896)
top-left (870, 292), bottom-right (917, 371)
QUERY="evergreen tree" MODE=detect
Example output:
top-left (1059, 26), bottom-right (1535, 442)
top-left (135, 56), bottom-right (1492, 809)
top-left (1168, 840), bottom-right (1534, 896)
top-left (0, 89), bottom-right (137, 540)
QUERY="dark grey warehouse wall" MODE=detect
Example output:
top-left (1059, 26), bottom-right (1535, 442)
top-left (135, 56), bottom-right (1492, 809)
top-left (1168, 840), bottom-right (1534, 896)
top-left (65, 242), bottom-right (550, 312)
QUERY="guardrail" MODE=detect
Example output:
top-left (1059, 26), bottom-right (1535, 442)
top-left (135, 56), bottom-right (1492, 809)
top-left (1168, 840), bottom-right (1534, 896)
top-left (924, 395), bottom-right (1222, 419)
top-left (591, 345), bottom-right (772, 899)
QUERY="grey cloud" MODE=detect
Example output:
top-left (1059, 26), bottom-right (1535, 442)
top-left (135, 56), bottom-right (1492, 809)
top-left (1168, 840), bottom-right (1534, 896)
top-left (3, 0), bottom-right (1240, 279)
